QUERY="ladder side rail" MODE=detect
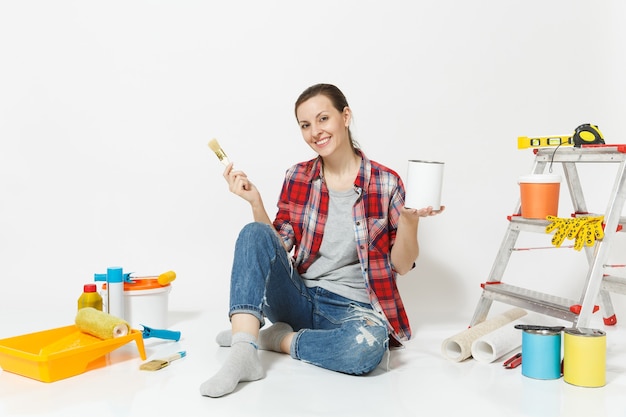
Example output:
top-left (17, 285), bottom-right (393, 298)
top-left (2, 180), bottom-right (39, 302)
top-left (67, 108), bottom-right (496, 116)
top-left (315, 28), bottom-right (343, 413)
top-left (597, 290), bottom-right (616, 324)
top-left (469, 297), bottom-right (493, 327)
top-left (576, 159), bottom-right (626, 328)
top-left (581, 232), bottom-right (617, 323)
top-left (561, 161), bottom-right (617, 323)
top-left (484, 227), bottom-right (521, 285)
top-left (531, 159), bottom-right (549, 175)
top-left (469, 227), bottom-right (521, 326)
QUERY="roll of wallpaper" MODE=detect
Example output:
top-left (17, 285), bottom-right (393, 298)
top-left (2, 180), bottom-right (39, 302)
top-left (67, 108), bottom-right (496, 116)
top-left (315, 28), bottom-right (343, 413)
top-left (470, 316), bottom-right (532, 363)
top-left (76, 307), bottom-right (130, 339)
top-left (441, 308), bottom-right (527, 362)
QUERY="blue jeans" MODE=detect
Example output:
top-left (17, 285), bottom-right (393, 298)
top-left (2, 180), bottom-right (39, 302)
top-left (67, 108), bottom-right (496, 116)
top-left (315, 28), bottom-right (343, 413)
top-left (229, 222), bottom-right (389, 375)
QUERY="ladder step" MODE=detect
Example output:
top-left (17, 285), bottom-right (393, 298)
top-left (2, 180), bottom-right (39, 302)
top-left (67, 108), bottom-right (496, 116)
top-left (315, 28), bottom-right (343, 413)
top-left (481, 282), bottom-right (578, 322)
top-left (509, 214), bottom-right (626, 232)
top-left (508, 216), bottom-right (549, 233)
top-left (602, 275), bottom-right (626, 295)
top-left (535, 145), bottom-right (626, 162)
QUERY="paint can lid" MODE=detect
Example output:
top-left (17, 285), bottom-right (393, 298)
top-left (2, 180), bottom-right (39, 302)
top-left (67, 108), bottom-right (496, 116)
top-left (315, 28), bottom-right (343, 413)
top-left (518, 174), bottom-right (562, 184)
top-left (524, 328), bottom-right (561, 336)
top-left (564, 327), bottom-right (606, 337)
top-left (408, 160), bottom-right (444, 164)
top-left (102, 278), bottom-right (171, 291)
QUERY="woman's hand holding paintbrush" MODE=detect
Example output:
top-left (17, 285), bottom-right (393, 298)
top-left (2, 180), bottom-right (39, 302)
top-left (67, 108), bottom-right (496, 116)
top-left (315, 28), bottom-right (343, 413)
top-left (208, 138), bottom-right (264, 211)
top-left (225, 165), bottom-right (259, 202)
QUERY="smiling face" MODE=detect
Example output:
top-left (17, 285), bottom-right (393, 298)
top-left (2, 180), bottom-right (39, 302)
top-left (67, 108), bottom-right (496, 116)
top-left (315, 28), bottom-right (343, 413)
top-left (295, 94), bottom-right (352, 157)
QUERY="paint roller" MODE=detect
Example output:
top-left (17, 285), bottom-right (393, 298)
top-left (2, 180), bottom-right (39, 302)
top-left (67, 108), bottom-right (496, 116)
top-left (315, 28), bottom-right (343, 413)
top-left (127, 270), bottom-right (177, 286)
top-left (76, 307), bottom-right (130, 339)
top-left (157, 270), bottom-right (176, 286)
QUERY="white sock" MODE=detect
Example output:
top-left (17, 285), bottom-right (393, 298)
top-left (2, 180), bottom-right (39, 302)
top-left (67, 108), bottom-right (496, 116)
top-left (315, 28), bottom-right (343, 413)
top-left (199, 332), bottom-right (264, 398)
top-left (215, 322), bottom-right (293, 352)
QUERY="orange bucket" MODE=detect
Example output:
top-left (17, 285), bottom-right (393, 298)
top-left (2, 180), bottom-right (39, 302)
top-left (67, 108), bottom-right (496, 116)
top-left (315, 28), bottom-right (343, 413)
top-left (519, 174), bottom-right (561, 219)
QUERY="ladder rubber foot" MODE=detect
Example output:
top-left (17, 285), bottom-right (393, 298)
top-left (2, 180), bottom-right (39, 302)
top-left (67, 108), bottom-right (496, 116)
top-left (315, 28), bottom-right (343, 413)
top-left (603, 315), bottom-right (617, 326)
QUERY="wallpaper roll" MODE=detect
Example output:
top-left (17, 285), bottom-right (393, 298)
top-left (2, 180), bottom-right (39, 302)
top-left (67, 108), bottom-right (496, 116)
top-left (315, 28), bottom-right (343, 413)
top-left (470, 316), bottom-right (531, 363)
top-left (441, 308), bottom-right (527, 362)
top-left (76, 307), bottom-right (130, 339)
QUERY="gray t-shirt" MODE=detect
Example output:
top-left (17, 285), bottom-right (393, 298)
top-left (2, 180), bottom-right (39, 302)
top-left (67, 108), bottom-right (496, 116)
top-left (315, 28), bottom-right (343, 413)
top-left (301, 187), bottom-right (369, 303)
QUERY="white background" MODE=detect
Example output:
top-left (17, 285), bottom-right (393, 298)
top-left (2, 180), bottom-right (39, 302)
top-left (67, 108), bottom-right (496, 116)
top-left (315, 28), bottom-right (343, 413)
top-left (1, 0), bottom-right (626, 330)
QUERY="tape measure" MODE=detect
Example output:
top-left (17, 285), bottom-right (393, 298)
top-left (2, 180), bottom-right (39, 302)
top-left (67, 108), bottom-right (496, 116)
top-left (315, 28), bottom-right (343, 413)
top-left (572, 123), bottom-right (604, 147)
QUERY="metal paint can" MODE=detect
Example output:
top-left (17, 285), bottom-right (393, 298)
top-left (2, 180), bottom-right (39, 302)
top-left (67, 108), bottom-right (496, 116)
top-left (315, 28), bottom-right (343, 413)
top-left (521, 328), bottom-right (562, 380)
top-left (563, 328), bottom-right (606, 387)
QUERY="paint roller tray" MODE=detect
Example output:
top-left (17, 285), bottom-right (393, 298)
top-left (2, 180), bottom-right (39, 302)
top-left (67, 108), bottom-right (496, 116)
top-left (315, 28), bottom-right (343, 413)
top-left (0, 325), bottom-right (146, 383)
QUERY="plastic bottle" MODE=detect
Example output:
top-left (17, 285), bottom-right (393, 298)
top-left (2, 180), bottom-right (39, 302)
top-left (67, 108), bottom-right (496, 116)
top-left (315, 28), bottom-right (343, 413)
top-left (78, 283), bottom-right (103, 311)
top-left (106, 266), bottom-right (125, 320)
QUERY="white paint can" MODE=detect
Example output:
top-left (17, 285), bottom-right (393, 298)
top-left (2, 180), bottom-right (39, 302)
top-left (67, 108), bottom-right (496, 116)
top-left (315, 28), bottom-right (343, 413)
top-left (405, 160), bottom-right (444, 210)
top-left (123, 279), bottom-right (172, 329)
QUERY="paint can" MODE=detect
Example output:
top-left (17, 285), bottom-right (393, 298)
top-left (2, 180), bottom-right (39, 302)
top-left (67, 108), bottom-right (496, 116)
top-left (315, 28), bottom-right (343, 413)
top-left (101, 278), bottom-right (172, 329)
top-left (521, 328), bottom-right (562, 380)
top-left (563, 328), bottom-right (606, 387)
top-left (124, 279), bottom-right (172, 329)
top-left (518, 174), bottom-right (561, 219)
top-left (405, 160), bottom-right (444, 210)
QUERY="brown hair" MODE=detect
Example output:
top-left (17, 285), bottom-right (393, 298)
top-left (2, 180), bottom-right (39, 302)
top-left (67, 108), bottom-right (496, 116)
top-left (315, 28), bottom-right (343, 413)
top-left (294, 83), bottom-right (359, 151)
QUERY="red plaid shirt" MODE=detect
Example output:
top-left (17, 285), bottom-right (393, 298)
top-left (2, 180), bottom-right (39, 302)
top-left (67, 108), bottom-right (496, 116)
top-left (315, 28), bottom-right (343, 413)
top-left (272, 150), bottom-right (412, 344)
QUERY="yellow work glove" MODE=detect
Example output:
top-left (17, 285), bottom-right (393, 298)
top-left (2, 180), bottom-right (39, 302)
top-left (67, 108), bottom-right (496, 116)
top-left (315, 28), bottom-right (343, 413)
top-left (546, 216), bottom-right (569, 247)
top-left (546, 215), bottom-right (604, 251)
top-left (578, 216), bottom-right (605, 249)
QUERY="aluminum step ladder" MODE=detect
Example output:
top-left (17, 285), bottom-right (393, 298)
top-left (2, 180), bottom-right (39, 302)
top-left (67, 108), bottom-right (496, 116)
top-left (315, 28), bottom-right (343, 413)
top-left (470, 145), bottom-right (626, 329)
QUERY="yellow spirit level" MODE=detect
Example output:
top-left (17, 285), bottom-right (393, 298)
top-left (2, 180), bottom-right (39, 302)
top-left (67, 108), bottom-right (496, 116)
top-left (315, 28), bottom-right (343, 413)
top-left (517, 135), bottom-right (573, 149)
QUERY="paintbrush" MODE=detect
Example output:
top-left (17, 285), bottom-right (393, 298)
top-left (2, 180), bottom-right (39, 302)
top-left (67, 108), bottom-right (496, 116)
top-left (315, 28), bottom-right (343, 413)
top-left (208, 138), bottom-right (230, 166)
top-left (139, 351), bottom-right (186, 371)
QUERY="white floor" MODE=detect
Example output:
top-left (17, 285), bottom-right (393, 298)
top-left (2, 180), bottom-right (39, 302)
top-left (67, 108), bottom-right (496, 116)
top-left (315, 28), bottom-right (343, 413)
top-left (1, 306), bottom-right (626, 417)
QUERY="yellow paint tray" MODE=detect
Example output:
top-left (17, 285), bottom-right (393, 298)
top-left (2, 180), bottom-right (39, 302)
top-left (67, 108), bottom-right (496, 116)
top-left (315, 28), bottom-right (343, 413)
top-left (0, 325), bottom-right (146, 383)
